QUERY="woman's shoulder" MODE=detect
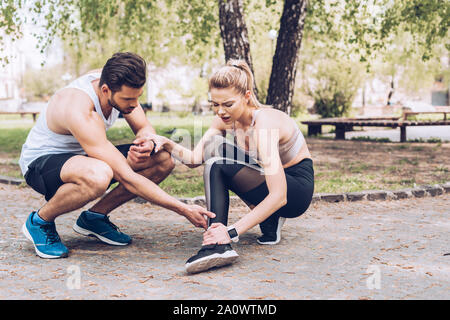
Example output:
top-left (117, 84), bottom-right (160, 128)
top-left (255, 107), bottom-right (290, 127)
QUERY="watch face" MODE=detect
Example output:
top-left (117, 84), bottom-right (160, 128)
top-left (228, 228), bottom-right (238, 239)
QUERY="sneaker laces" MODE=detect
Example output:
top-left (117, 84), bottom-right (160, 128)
top-left (40, 223), bottom-right (61, 244)
top-left (102, 215), bottom-right (121, 233)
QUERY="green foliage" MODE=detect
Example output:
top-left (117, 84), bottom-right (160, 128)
top-left (1, 0), bottom-right (221, 67)
top-left (1, 0), bottom-right (448, 66)
top-left (22, 64), bottom-right (69, 100)
top-left (303, 57), bottom-right (365, 118)
top-left (305, 0), bottom-right (449, 64)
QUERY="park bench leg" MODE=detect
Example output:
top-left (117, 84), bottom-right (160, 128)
top-left (400, 126), bottom-right (406, 142)
top-left (335, 125), bottom-right (346, 140)
top-left (308, 125), bottom-right (322, 136)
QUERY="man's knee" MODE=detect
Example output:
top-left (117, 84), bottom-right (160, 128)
top-left (79, 162), bottom-right (113, 198)
top-left (153, 150), bottom-right (175, 173)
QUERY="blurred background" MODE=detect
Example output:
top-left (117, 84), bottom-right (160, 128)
top-left (0, 0), bottom-right (448, 196)
top-left (0, 0), bottom-right (448, 117)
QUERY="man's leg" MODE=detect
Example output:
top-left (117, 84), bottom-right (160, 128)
top-left (89, 150), bottom-right (175, 214)
top-left (71, 150), bottom-right (175, 246)
top-left (23, 155), bottom-right (113, 258)
top-left (37, 156), bottom-right (113, 221)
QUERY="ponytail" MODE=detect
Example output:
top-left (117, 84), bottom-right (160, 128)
top-left (209, 59), bottom-right (266, 109)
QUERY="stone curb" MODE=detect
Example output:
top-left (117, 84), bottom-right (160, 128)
top-left (0, 175), bottom-right (24, 186)
top-left (0, 175), bottom-right (448, 207)
top-left (142, 183), bottom-right (450, 207)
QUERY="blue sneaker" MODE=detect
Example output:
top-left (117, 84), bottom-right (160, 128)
top-left (22, 212), bottom-right (69, 259)
top-left (73, 210), bottom-right (131, 246)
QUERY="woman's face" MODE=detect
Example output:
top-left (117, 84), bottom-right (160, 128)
top-left (209, 87), bottom-right (249, 124)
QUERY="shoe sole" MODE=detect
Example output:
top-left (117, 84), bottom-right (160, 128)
top-left (22, 223), bottom-right (68, 259)
top-left (185, 250), bottom-right (239, 274)
top-left (72, 223), bottom-right (130, 246)
top-left (257, 217), bottom-right (286, 245)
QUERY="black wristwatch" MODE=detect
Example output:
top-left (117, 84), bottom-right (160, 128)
top-left (227, 226), bottom-right (239, 243)
top-left (149, 139), bottom-right (157, 156)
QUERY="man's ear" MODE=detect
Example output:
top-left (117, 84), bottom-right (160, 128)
top-left (100, 84), bottom-right (110, 95)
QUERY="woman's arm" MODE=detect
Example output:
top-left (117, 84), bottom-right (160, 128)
top-left (156, 116), bottom-right (226, 168)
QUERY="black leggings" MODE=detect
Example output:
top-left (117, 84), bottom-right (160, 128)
top-left (203, 137), bottom-right (314, 227)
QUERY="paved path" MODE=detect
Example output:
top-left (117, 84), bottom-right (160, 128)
top-left (0, 184), bottom-right (448, 300)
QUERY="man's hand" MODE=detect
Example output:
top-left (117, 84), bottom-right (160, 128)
top-left (181, 205), bottom-right (215, 230)
top-left (128, 137), bottom-right (156, 164)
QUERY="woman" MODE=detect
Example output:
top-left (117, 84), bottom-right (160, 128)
top-left (153, 60), bottom-right (314, 273)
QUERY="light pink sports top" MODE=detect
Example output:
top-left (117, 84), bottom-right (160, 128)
top-left (230, 109), bottom-right (305, 165)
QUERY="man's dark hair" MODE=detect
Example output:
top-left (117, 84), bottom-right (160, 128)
top-left (99, 52), bottom-right (146, 92)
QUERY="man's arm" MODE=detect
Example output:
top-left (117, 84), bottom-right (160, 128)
top-left (123, 104), bottom-right (157, 162)
top-left (123, 104), bottom-right (156, 137)
top-left (66, 105), bottom-right (214, 228)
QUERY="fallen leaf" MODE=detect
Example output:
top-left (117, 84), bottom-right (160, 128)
top-left (139, 275), bottom-right (154, 283)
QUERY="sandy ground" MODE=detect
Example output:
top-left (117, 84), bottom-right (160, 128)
top-left (0, 183), bottom-right (448, 300)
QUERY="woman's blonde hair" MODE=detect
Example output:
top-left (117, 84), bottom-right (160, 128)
top-left (209, 59), bottom-right (265, 109)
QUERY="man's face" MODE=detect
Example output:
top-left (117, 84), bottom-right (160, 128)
top-left (107, 85), bottom-right (144, 114)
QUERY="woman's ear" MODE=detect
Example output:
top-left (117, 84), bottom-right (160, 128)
top-left (245, 90), bottom-right (251, 104)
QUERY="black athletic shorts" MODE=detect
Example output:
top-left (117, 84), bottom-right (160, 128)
top-left (24, 144), bottom-right (132, 201)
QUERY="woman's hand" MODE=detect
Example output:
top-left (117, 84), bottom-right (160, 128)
top-left (150, 134), bottom-right (170, 153)
top-left (202, 223), bottom-right (231, 245)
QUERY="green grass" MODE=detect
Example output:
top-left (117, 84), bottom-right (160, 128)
top-left (159, 170), bottom-right (205, 198)
top-left (398, 157), bottom-right (419, 166)
top-left (0, 128), bottom-right (31, 155)
top-left (314, 173), bottom-right (380, 193)
top-left (350, 136), bottom-right (391, 143)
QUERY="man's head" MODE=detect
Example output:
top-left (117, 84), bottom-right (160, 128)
top-left (99, 52), bottom-right (146, 114)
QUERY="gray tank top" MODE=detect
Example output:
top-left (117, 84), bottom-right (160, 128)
top-left (19, 73), bottom-right (120, 175)
top-left (230, 109), bottom-right (305, 165)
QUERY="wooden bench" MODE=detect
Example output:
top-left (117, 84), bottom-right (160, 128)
top-left (0, 111), bottom-right (40, 122)
top-left (402, 107), bottom-right (450, 120)
top-left (302, 117), bottom-right (450, 142)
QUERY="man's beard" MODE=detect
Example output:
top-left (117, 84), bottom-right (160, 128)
top-left (108, 96), bottom-right (132, 114)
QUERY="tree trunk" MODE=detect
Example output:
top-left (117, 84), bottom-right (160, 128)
top-left (266, 0), bottom-right (308, 114)
top-left (387, 76), bottom-right (395, 105)
top-left (218, 0), bottom-right (257, 96)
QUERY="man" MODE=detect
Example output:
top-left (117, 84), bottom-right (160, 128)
top-left (19, 52), bottom-right (214, 259)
